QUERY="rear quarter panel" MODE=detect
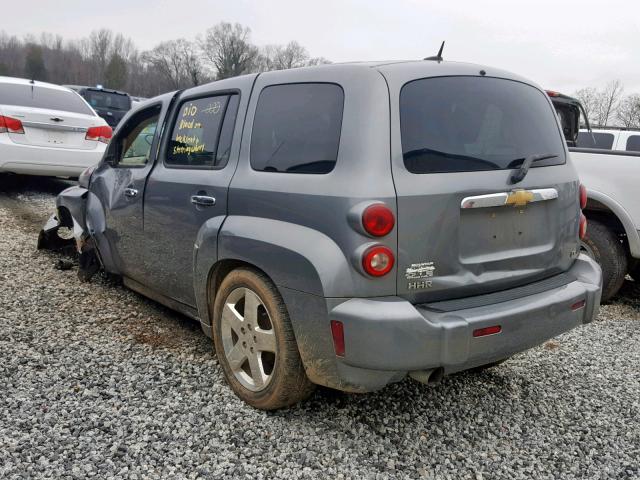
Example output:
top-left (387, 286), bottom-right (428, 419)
top-left (220, 65), bottom-right (397, 299)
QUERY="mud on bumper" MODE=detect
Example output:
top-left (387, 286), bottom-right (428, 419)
top-left (299, 255), bottom-right (601, 392)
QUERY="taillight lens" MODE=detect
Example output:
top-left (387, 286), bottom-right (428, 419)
top-left (0, 115), bottom-right (25, 134)
top-left (362, 204), bottom-right (395, 237)
top-left (85, 125), bottom-right (113, 143)
top-left (579, 184), bottom-right (587, 210)
top-left (362, 245), bottom-right (394, 277)
top-left (579, 212), bottom-right (587, 239)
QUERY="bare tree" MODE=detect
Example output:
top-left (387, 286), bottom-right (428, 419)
top-left (105, 53), bottom-right (128, 90)
top-left (88, 29), bottom-right (113, 82)
top-left (259, 41), bottom-right (309, 71)
top-left (617, 94), bottom-right (640, 128)
top-left (0, 24), bottom-right (329, 97)
top-left (199, 22), bottom-right (259, 79)
top-left (573, 87), bottom-right (599, 125)
top-left (143, 39), bottom-right (206, 90)
top-left (594, 80), bottom-right (623, 126)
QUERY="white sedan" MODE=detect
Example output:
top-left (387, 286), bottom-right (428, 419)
top-left (0, 76), bottom-right (112, 177)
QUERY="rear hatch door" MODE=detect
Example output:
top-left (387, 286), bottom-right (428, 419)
top-left (3, 105), bottom-right (103, 150)
top-left (381, 66), bottom-right (580, 304)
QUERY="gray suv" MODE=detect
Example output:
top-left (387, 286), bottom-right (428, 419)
top-left (40, 60), bottom-right (602, 409)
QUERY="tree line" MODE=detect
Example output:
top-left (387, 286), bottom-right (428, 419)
top-left (2, 24), bottom-right (639, 128)
top-left (573, 80), bottom-right (640, 128)
top-left (0, 23), bottom-right (329, 98)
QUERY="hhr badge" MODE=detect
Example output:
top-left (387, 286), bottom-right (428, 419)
top-left (406, 262), bottom-right (435, 290)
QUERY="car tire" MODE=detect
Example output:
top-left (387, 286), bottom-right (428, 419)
top-left (580, 219), bottom-right (627, 301)
top-left (212, 267), bottom-right (315, 410)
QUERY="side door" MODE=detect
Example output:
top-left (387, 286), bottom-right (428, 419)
top-left (142, 76), bottom-right (253, 307)
top-left (88, 97), bottom-right (171, 281)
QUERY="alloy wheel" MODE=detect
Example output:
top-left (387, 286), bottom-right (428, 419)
top-left (220, 287), bottom-right (277, 391)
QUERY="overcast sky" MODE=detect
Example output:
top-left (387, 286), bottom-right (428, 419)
top-left (6, 0), bottom-right (640, 94)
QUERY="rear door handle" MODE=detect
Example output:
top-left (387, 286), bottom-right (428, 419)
top-left (124, 187), bottom-right (138, 198)
top-left (190, 195), bottom-right (216, 207)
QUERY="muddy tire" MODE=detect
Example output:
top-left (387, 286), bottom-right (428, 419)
top-left (581, 219), bottom-right (627, 301)
top-left (212, 267), bottom-right (315, 410)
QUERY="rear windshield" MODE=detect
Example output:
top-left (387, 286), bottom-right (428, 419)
top-left (83, 90), bottom-right (131, 111)
top-left (0, 83), bottom-right (94, 115)
top-left (400, 77), bottom-right (566, 174)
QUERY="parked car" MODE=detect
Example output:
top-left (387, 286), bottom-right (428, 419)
top-left (546, 92), bottom-right (636, 301)
top-left (0, 77), bottom-right (112, 178)
top-left (40, 60), bottom-right (602, 409)
top-left (65, 85), bottom-right (131, 128)
top-left (568, 126), bottom-right (640, 300)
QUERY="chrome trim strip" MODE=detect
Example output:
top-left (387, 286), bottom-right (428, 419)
top-left (461, 188), bottom-right (558, 209)
top-left (21, 121), bottom-right (88, 133)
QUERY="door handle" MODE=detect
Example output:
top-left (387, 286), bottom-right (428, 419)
top-left (190, 195), bottom-right (216, 207)
top-left (124, 187), bottom-right (138, 198)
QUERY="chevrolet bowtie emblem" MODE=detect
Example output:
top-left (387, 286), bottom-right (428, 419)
top-left (505, 189), bottom-right (534, 207)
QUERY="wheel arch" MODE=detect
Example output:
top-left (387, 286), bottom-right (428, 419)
top-left (585, 189), bottom-right (640, 258)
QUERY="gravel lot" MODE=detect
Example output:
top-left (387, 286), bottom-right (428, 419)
top-left (1, 175), bottom-right (639, 480)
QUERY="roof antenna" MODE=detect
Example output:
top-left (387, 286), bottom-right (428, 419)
top-left (424, 41), bottom-right (445, 62)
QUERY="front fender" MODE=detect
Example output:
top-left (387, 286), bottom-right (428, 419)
top-left (55, 186), bottom-right (89, 230)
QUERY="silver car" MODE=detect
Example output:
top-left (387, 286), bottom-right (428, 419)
top-left (40, 60), bottom-right (602, 409)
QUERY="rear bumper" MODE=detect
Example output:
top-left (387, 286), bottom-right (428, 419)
top-left (0, 139), bottom-right (104, 176)
top-left (302, 255), bottom-right (601, 392)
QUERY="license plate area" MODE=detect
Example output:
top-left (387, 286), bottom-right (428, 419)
top-left (46, 131), bottom-right (67, 145)
top-left (459, 203), bottom-right (554, 262)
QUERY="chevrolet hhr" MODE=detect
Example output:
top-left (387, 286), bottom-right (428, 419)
top-left (40, 60), bottom-right (603, 409)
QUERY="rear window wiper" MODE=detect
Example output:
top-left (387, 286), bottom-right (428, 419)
top-left (509, 153), bottom-right (558, 184)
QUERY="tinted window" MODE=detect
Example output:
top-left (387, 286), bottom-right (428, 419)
top-left (0, 83), bottom-right (94, 115)
top-left (251, 83), bottom-right (344, 174)
top-left (576, 132), bottom-right (615, 150)
top-left (166, 95), bottom-right (231, 168)
top-left (115, 106), bottom-right (161, 167)
top-left (626, 135), bottom-right (640, 152)
top-left (400, 77), bottom-right (566, 174)
top-left (83, 90), bottom-right (131, 111)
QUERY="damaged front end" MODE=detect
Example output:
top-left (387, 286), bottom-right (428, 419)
top-left (38, 185), bottom-right (102, 282)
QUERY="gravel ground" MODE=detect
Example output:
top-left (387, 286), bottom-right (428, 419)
top-left (1, 175), bottom-right (639, 480)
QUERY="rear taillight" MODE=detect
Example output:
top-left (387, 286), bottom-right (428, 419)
top-left (579, 213), bottom-right (587, 239)
top-left (362, 204), bottom-right (395, 237)
top-left (85, 125), bottom-right (113, 143)
top-left (579, 184), bottom-right (587, 210)
top-left (0, 115), bottom-right (25, 134)
top-left (362, 245), bottom-right (394, 277)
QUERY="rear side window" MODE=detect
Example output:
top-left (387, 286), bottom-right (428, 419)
top-left (251, 83), bottom-right (344, 174)
top-left (166, 94), bottom-right (237, 168)
top-left (83, 90), bottom-right (131, 111)
top-left (576, 132), bottom-right (615, 150)
top-left (400, 77), bottom-right (566, 174)
top-left (626, 135), bottom-right (640, 152)
top-left (0, 83), bottom-right (94, 116)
